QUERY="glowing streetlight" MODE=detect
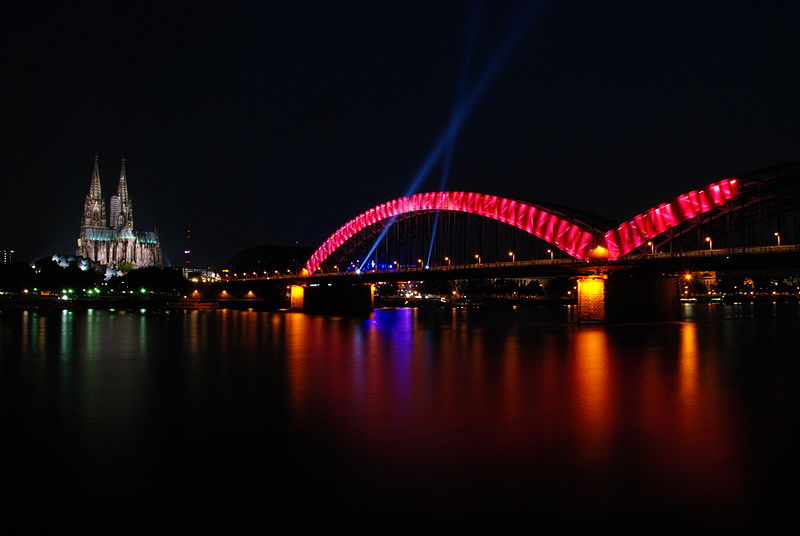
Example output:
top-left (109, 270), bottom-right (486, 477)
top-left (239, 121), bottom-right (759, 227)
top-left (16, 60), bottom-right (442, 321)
top-left (444, 256), bottom-right (451, 266)
top-left (647, 241), bottom-right (654, 255)
top-left (508, 251), bottom-right (515, 262)
top-left (775, 232), bottom-right (781, 246)
top-left (547, 249), bottom-right (554, 260)
top-left (705, 236), bottom-right (713, 250)
top-left (417, 258), bottom-right (423, 268)
top-left (474, 254), bottom-right (481, 264)
top-left (333, 265), bottom-right (338, 272)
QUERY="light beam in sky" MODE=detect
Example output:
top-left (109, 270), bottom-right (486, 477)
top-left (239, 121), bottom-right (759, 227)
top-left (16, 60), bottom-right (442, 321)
top-left (360, 1), bottom-right (544, 271)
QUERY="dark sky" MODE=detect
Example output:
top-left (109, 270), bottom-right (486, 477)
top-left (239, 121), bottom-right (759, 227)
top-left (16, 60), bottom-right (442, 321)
top-left (4, 1), bottom-right (799, 266)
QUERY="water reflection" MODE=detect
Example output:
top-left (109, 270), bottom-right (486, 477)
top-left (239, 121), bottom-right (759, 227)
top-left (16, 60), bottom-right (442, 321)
top-left (571, 328), bottom-right (612, 464)
top-left (1, 304), bottom-right (796, 527)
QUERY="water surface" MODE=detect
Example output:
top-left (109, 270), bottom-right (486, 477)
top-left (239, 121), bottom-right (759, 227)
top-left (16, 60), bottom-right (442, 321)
top-left (1, 304), bottom-right (797, 529)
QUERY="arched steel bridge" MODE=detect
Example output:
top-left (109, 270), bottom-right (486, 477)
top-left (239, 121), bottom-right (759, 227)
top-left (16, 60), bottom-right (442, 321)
top-left (304, 161), bottom-right (800, 275)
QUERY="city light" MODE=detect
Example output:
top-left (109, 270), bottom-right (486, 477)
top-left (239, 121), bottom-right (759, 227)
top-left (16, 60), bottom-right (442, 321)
top-left (705, 236), bottom-right (713, 250)
top-left (775, 232), bottom-right (781, 246)
top-left (508, 251), bottom-right (515, 262)
top-left (547, 249), bottom-right (554, 260)
top-left (474, 254), bottom-right (481, 264)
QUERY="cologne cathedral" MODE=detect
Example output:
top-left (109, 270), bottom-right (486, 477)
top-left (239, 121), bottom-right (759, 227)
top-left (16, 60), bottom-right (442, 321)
top-left (76, 156), bottom-right (163, 268)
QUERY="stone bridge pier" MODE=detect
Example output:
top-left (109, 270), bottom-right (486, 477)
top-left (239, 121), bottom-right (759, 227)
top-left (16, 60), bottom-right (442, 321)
top-left (576, 273), bottom-right (679, 323)
top-left (290, 284), bottom-right (374, 314)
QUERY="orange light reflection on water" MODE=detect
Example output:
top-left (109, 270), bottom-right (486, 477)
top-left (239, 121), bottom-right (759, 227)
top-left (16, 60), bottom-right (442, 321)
top-left (571, 328), bottom-right (613, 465)
top-left (278, 309), bottom-right (748, 518)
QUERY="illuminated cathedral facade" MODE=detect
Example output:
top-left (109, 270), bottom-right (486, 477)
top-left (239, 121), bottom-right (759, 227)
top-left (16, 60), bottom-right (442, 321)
top-left (76, 156), bottom-right (163, 268)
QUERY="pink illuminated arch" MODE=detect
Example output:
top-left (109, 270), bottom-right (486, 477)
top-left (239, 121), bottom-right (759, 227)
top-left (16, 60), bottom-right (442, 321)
top-left (603, 177), bottom-right (739, 259)
top-left (304, 192), bottom-right (598, 273)
top-left (304, 178), bottom-right (742, 273)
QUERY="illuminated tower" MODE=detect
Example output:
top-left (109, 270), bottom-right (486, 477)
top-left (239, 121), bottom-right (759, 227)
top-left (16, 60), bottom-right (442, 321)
top-left (184, 228), bottom-right (192, 266)
top-left (109, 195), bottom-right (121, 229)
top-left (116, 157), bottom-right (134, 230)
top-left (81, 155), bottom-right (107, 228)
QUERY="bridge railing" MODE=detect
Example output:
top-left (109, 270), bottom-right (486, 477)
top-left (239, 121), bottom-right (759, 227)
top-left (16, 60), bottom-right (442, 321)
top-left (221, 244), bottom-right (799, 280)
top-left (622, 244), bottom-right (800, 261)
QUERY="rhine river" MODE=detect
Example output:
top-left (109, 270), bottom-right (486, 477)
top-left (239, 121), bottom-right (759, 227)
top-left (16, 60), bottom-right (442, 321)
top-left (1, 304), bottom-right (797, 530)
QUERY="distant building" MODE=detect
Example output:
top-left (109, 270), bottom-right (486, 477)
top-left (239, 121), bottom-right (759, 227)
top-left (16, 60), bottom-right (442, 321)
top-left (182, 266), bottom-right (218, 281)
top-left (692, 271), bottom-right (718, 290)
top-left (76, 156), bottom-right (163, 268)
top-left (1, 249), bottom-right (13, 265)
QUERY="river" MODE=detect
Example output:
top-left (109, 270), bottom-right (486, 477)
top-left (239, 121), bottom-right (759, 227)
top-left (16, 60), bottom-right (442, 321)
top-left (1, 304), bottom-right (797, 530)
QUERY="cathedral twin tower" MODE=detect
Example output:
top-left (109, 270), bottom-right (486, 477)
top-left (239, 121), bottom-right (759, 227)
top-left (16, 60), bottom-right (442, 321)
top-left (77, 155), bottom-right (163, 268)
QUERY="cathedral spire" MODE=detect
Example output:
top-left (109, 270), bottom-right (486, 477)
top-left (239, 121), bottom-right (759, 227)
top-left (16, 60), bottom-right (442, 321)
top-left (88, 153), bottom-right (103, 200)
top-left (116, 157), bottom-right (134, 229)
top-left (118, 156), bottom-right (130, 202)
top-left (82, 154), bottom-right (107, 228)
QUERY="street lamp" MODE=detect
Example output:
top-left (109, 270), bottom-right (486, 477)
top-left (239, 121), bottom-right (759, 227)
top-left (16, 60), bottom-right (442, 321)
top-left (705, 236), bottom-right (712, 250)
top-left (333, 265), bottom-right (338, 273)
top-left (417, 258), bottom-right (423, 268)
top-left (647, 241), bottom-right (654, 255)
top-left (775, 232), bottom-right (781, 246)
top-left (474, 254), bottom-right (481, 264)
top-left (444, 256), bottom-right (451, 266)
top-left (393, 260), bottom-right (399, 269)
top-left (508, 251), bottom-right (515, 262)
top-left (547, 249), bottom-right (554, 260)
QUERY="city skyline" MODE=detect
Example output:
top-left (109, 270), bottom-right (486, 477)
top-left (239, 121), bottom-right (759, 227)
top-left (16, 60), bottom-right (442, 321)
top-left (3, 1), bottom-right (799, 266)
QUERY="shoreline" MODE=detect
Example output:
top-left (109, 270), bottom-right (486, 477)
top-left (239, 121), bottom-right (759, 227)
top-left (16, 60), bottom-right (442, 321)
top-left (2, 293), bottom-right (798, 313)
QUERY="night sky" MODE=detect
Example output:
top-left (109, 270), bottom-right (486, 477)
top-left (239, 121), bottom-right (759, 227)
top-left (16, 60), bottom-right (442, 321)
top-left (4, 1), bottom-right (799, 266)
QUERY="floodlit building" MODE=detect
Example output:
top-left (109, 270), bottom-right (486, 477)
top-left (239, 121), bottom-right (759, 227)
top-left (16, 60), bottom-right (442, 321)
top-left (76, 156), bottom-right (162, 268)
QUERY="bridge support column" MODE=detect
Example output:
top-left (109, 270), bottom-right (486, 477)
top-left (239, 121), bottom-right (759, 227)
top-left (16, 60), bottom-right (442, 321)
top-left (289, 284), bottom-right (374, 314)
top-left (576, 275), bottom-right (607, 323)
top-left (289, 285), bottom-right (305, 311)
top-left (577, 274), bottom-right (680, 323)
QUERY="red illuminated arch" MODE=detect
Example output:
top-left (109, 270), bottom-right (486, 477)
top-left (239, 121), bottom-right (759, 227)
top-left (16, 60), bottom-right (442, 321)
top-left (304, 178), bottom-right (742, 272)
top-left (304, 192), bottom-right (598, 273)
top-left (603, 177), bottom-right (739, 259)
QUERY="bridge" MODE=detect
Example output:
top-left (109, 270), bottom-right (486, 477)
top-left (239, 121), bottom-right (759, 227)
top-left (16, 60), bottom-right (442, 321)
top-left (216, 161), bottom-right (800, 321)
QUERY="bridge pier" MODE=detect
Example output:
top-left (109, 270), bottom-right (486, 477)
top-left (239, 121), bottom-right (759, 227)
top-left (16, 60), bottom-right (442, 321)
top-left (576, 275), bottom-right (607, 323)
top-left (576, 274), bottom-right (679, 323)
top-left (289, 284), bottom-right (374, 314)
